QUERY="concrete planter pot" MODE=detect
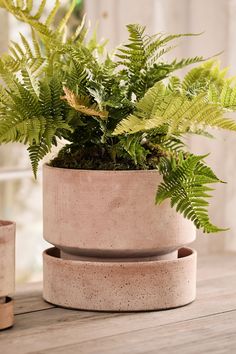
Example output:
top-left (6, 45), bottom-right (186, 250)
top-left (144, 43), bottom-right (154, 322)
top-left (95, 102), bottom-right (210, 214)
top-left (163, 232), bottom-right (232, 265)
top-left (0, 221), bottom-right (15, 329)
top-left (43, 165), bottom-right (197, 311)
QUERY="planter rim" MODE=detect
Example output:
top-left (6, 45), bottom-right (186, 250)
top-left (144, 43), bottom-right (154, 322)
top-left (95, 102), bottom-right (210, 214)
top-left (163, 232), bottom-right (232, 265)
top-left (44, 247), bottom-right (195, 266)
top-left (43, 163), bottom-right (159, 174)
top-left (0, 220), bottom-right (15, 228)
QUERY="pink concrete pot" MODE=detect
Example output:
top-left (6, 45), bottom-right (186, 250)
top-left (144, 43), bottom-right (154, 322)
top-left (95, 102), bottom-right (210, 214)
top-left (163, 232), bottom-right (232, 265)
top-left (43, 165), bottom-right (196, 259)
top-left (0, 220), bottom-right (15, 329)
top-left (43, 165), bottom-right (197, 311)
top-left (43, 247), bottom-right (196, 311)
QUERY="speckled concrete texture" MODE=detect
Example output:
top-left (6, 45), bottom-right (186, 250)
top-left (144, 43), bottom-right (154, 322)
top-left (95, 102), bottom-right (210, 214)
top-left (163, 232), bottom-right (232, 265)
top-left (0, 221), bottom-right (15, 297)
top-left (43, 247), bottom-right (196, 311)
top-left (43, 166), bottom-right (196, 258)
top-left (0, 221), bottom-right (15, 329)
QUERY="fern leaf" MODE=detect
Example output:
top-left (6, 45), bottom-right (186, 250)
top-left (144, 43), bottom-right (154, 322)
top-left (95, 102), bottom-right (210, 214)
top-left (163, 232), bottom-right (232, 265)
top-left (19, 33), bottom-right (34, 58)
top-left (34, 0), bottom-right (47, 20)
top-left (120, 135), bottom-right (149, 165)
top-left (170, 56), bottom-right (205, 72)
top-left (28, 139), bottom-right (50, 178)
top-left (45, 0), bottom-right (60, 27)
top-left (117, 25), bottom-right (205, 97)
top-left (21, 68), bottom-right (39, 96)
top-left (15, 84), bottom-right (41, 116)
top-left (16, 0), bottom-right (24, 7)
top-left (57, 0), bottom-right (76, 33)
top-left (0, 59), bottom-right (20, 90)
top-left (49, 77), bottom-right (64, 117)
top-left (10, 40), bottom-right (25, 57)
top-left (26, 0), bottom-right (33, 12)
top-left (0, 114), bottom-right (46, 144)
top-left (31, 28), bottom-right (41, 57)
top-left (182, 60), bottom-right (229, 97)
top-left (156, 154), bottom-right (226, 233)
top-left (113, 84), bottom-right (236, 136)
top-left (70, 14), bottom-right (87, 42)
top-left (39, 80), bottom-right (52, 116)
top-left (62, 87), bottom-right (108, 119)
top-left (209, 82), bottom-right (236, 109)
top-left (0, 85), bottom-right (13, 106)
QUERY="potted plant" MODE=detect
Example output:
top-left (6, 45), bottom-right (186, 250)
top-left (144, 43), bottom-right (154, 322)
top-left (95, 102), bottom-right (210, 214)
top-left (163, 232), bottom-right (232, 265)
top-left (0, 221), bottom-right (15, 330)
top-left (1, 0), bottom-right (236, 311)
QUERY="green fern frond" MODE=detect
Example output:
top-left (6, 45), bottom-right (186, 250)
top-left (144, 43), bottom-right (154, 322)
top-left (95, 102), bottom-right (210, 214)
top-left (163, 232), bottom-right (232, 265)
top-left (0, 85), bottom-right (13, 106)
top-left (170, 56), bottom-right (205, 72)
top-left (117, 25), bottom-right (202, 70)
top-left (182, 60), bottom-right (231, 97)
top-left (70, 14), bottom-right (87, 42)
top-left (1, 31), bottom-right (45, 76)
top-left (49, 77), bottom-right (64, 118)
top-left (0, 0), bottom-right (59, 41)
top-left (57, 0), bottom-right (76, 33)
top-left (64, 57), bottom-right (89, 94)
top-left (116, 24), bottom-right (204, 98)
top-left (208, 82), bottom-right (236, 109)
top-left (113, 83), bottom-right (236, 136)
top-left (20, 33), bottom-right (34, 58)
top-left (167, 76), bottom-right (181, 92)
top-left (28, 139), bottom-right (50, 178)
top-left (34, 0), bottom-right (47, 20)
top-left (15, 84), bottom-right (41, 116)
top-left (26, 116), bottom-right (72, 177)
top-left (31, 28), bottom-right (41, 57)
top-left (21, 68), bottom-right (39, 95)
top-left (156, 154), bottom-right (226, 233)
top-left (26, 0), bottom-right (33, 12)
top-left (38, 80), bottom-right (52, 116)
top-left (45, 0), bottom-right (60, 26)
top-left (150, 135), bottom-right (185, 156)
top-left (120, 135), bottom-right (149, 165)
top-left (0, 58), bottom-right (20, 90)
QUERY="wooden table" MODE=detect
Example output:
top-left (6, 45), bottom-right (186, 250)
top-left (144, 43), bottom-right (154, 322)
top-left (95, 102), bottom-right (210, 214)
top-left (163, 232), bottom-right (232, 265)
top-left (1, 253), bottom-right (236, 354)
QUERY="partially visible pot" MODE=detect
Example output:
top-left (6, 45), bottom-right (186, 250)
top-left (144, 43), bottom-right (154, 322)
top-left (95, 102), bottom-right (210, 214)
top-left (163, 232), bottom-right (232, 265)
top-left (0, 220), bottom-right (15, 330)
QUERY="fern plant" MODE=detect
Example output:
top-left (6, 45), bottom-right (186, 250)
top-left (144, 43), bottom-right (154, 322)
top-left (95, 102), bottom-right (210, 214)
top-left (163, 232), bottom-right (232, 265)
top-left (1, 0), bottom-right (236, 233)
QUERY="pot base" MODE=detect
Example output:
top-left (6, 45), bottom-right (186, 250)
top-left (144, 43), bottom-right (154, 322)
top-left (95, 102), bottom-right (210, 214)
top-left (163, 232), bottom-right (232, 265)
top-left (43, 247), bottom-right (196, 312)
top-left (0, 297), bottom-right (14, 330)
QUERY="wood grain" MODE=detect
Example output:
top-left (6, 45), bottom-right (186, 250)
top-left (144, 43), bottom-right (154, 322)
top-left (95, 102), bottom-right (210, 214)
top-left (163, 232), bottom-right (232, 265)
top-left (14, 282), bottom-right (53, 315)
top-left (36, 310), bottom-right (236, 354)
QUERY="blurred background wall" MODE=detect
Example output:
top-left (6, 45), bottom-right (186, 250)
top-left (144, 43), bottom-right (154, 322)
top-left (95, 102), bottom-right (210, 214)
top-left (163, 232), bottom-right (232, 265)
top-left (0, 0), bottom-right (236, 282)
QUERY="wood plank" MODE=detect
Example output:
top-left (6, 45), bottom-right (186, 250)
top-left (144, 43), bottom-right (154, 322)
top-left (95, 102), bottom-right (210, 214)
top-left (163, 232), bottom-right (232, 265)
top-left (14, 282), bottom-right (54, 315)
top-left (35, 310), bottom-right (236, 354)
top-left (14, 292), bottom-right (53, 315)
top-left (1, 271), bottom-right (236, 354)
